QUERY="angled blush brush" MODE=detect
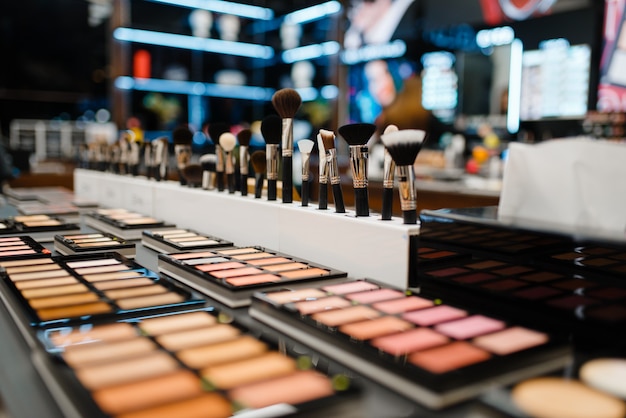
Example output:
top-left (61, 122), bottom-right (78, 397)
top-left (380, 129), bottom-right (427, 224)
top-left (219, 132), bottom-right (237, 194)
top-left (272, 88), bottom-right (302, 204)
top-left (338, 123), bottom-right (376, 217)
top-left (381, 124), bottom-right (399, 220)
top-left (237, 128), bottom-right (252, 196)
top-left (250, 150), bottom-right (267, 199)
top-left (260, 115), bottom-right (282, 201)
top-left (320, 129), bottom-right (345, 213)
top-left (208, 122), bottom-right (230, 192)
top-left (316, 130), bottom-right (329, 210)
top-left (297, 139), bottom-right (314, 207)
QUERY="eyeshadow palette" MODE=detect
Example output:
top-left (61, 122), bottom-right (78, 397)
top-left (249, 279), bottom-right (571, 410)
top-left (158, 246), bottom-right (348, 308)
top-left (84, 208), bottom-right (176, 240)
top-left (0, 215), bottom-right (81, 242)
top-left (34, 308), bottom-right (354, 418)
top-left (15, 202), bottom-right (81, 224)
top-left (0, 236), bottom-right (50, 259)
top-left (141, 228), bottom-right (233, 254)
top-left (0, 252), bottom-right (206, 329)
top-left (54, 233), bottom-right (136, 258)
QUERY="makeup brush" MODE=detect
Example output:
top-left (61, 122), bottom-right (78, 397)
top-left (172, 125), bottom-right (194, 186)
top-left (152, 137), bottom-right (169, 182)
top-left (380, 129), bottom-right (427, 225)
top-left (338, 123), bottom-right (376, 217)
top-left (320, 129), bottom-right (345, 213)
top-left (260, 115), bottom-right (282, 201)
top-left (381, 124), bottom-right (399, 220)
top-left (250, 150), bottom-right (266, 199)
top-left (272, 88), bottom-right (302, 204)
top-left (181, 164), bottom-right (203, 188)
top-left (219, 132), bottom-right (237, 194)
top-left (297, 139), bottom-right (314, 207)
top-left (237, 128), bottom-right (252, 196)
top-left (208, 122), bottom-right (230, 192)
top-left (316, 130), bottom-right (328, 210)
top-left (199, 153), bottom-right (216, 190)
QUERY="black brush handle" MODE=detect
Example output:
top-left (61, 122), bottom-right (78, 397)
top-left (332, 183), bottom-right (346, 213)
top-left (381, 187), bottom-right (394, 220)
top-left (268, 179), bottom-right (277, 201)
top-left (240, 173), bottom-right (248, 196)
top-left (318, 182), bottom-right (328, 210)
top-left (354, 187), bottom-right (369, 217)
top-left (282, 155), bottom-right (293, 203)
top-left (216, 170), bottom-right (225, 192)
top-left (227, 173), bottom-right (235, 194)
top-left (254, 174), bottom-right (264, 199)
top-left (402, 209), bottom-right (418, 225)
top-left (301, 179), bottom-right (309, 207)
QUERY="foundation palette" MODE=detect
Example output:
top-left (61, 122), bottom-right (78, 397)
top-left (250, 279), bottom-right (571, 410)
top-left (141, 228), bottom-right (233, 254)
top-left (0, 236), bottom-right (50, 259)
top-left (0, 252), bottom-right (205, 328)
top-left (54, 233), bottom-right (136, 258)
top-left (0, 215), bottom-right (80, 242)
top-left (34, 308), bottom-right (353, 418)
top-left (158, 246), bottom-right (348, 307)
top-left (84, 208), bottom-right (176, 240)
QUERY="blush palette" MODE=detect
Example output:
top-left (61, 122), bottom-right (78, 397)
top-left (34, 308), bottom-right (353, 418)
top-left (158, 247), bottom-right (348, 307)
top-left (1, 215), bottom-right (81, 242)
top-left (141, 228), bottom-right (233, 254)
top-left (54, 233), bottom-right (136, 258)
top-left (250, 279), bottom-right (570, 410)
top-left (84, 208), bottom-right (176, 240)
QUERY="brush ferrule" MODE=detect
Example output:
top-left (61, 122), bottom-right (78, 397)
top-left (383, 150), bottom-right (396, 188)
top-left (224, 151), bottom-right (234, 175)
top-left (281, 118), bottom-right (294, 157)
top-left (215, 145), bottom-right (224, 171)
top-left (239, 146), bottom-right (249, 175)
top-left (396, 165), bottom-right (417, 211)
top-left (174, 144), bottom-right (191, 169)
top-left (301, 152), bottom-right (311, 181)
top-left (327, 149), bottom-right (341, 185)
top-left (266, 144), bottom-right (279, 180)
top-left (202, 171), bottom-right (216, 190)
top-left (349, 145), bottom-right (368, 188)
top-left (318, 154), bottom-right (329, 184)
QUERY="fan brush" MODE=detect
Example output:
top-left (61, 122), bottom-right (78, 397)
top-left (260, 114), bottom-right (282, 201)
top-left (272, 88), bottom-right (302, 204)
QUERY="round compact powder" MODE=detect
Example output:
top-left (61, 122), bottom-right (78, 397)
top-left (579, 358), bottom-right (626, 399)
top-left (511, 377), bottom-right (626, 418)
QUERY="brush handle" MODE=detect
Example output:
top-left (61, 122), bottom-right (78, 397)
top-left (402, 209), bottom-right (418, 225)
top-left (354, 187), bottom-right (369, 217)
top-left (332, 183), bottom-right (345, 213)
top-left (254, 174), bottom-right (264, 198)
top-left (381, 187), bottom-right (394, 220)
top-left (318, 182), bottom-right (328, 210)
top-left (216, 170), bottom-right (225, 191)
top-left (240, 173), bottom-right (248, 196)
top-left (268, 179), bottom-right (277, 201)
top-left (282, 155), bottom-right (293, 203)
top-left (301, 179), bottom-right (309, 207)
top-left (227, 173), bottom-right (235, 194)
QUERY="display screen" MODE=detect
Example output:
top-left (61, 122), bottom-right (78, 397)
top-left (598, 0), bottom-right (626, 111)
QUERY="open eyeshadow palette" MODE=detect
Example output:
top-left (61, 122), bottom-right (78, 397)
top-left (0, 215), bottom-right (80, 242)
top-left (15, 201), bottom-right (81, 224)
top-left (33, 308), bottom-right (354, 418)
top-left (142, 228), bottom-right (233, 254)
top-left (0, 252), bottom-right (206, 333)
top-left (54, 233), bottom-right (136, 258)
top-left (84, 208), bottom-right (176, 240)
top-left (158, 246), bottom-right (348, 308)
top-left (415, 208), bottom-right (626, 342)
top-left (0, 236), bottom-right (51, 259)
top-left (249, 279), bottom-right (571, 410)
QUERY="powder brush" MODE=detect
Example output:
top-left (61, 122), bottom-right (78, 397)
top-left (338, 123), bottom-right (376, 217)
top-left (381, 124), bottom-right (399, 220)
top-left (237, 128), bottom-right (252, 196)
top-left (208, 122), bottom-right (230, 192)
top-left (297, 139), bottom-right (314, 207)
top-left (320, 129), bottom-right (345, 213)
top-left (316, 130), bottom-right (328, 210)
top-left (380, 129), bottom-right (427, 224)
top-left (250, 150), bottom-right (267, 199)
top-left (260, 115), bottom-right (282, 201)
top-left (219, 132), bottom-right (237, 194)
top-left (272, 88), bottom-right (302, 204)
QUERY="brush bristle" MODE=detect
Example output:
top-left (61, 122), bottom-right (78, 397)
top-left (207, 122), bottom-right (230, 144)
top-left (383, 124), bottom-right (399, 135)
top-left (199, 153), bottom-right (216, 171)
top-left (250, 150), bottom-right (267, 173)
top-left (297, 139), bottom-right (314, 154)
top-left (181, 164), bottom-right (203, 184)
top-left (338, 123), bottom-right (376, 146)
top-left (260, 115), bottom-right (282, 145)
top-left (219, 132), bottom-right (237, 152)
top-left (172, 126), bottom-right (193, 145)
top-left (237, 128), bottom-right (252, 147)
top-left (271, 88), bottom-right (302, 118)
top-left (380, 129), bottom-right (427, 166)
top-left (318, 130), bottom-right (335, 151)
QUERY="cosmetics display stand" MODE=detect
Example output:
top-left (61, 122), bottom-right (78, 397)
top-left (74, 168), bottom-right (420, 289)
